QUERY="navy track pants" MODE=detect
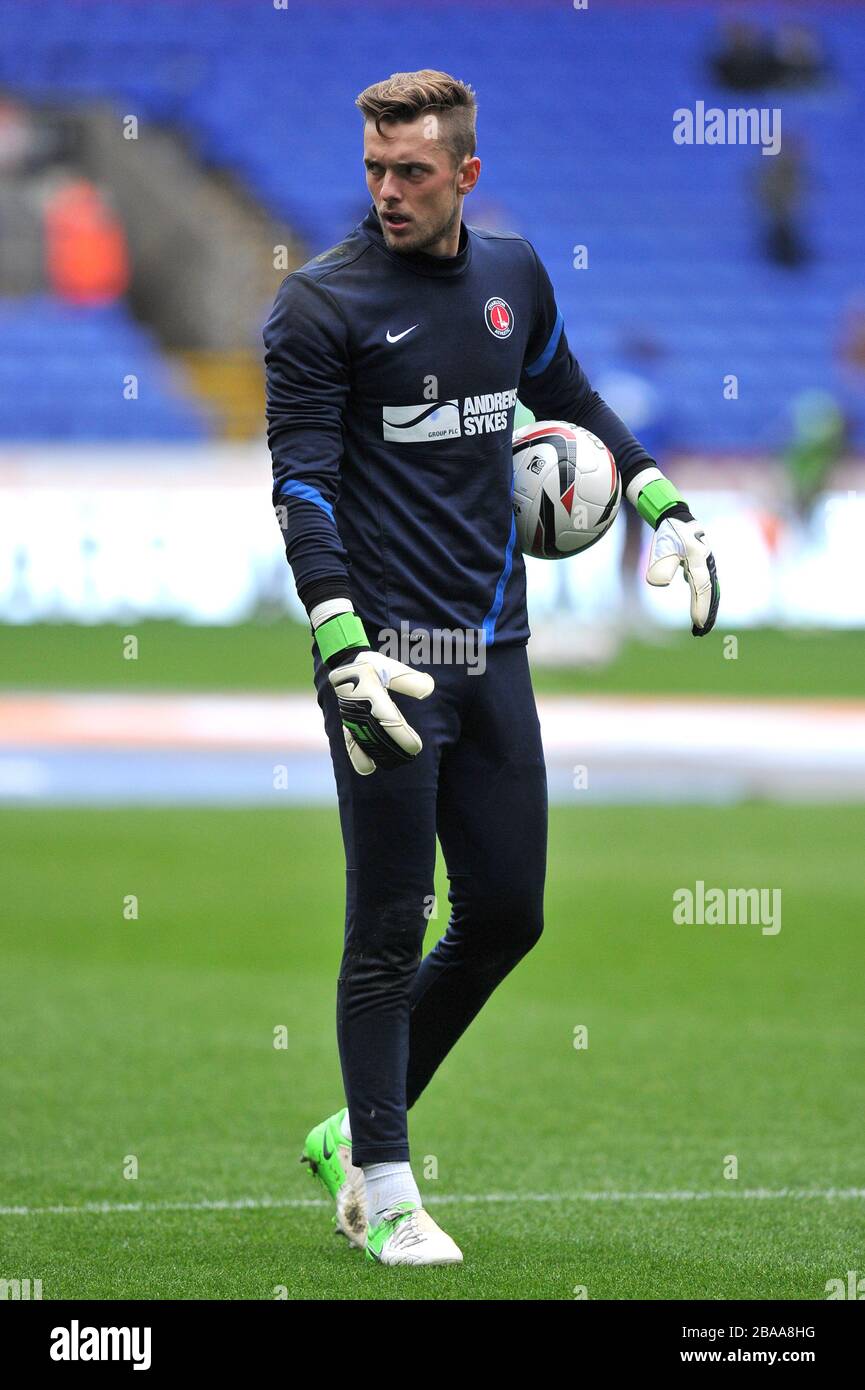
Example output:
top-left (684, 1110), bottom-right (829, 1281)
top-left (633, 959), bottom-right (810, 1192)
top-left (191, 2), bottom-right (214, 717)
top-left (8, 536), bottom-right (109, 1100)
top-left (312, 639), bottom-right (548, 1165)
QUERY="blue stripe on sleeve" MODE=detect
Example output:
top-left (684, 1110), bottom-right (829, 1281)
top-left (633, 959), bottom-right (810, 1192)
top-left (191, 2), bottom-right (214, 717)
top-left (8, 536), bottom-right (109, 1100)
top-left (276, 479), bottom-right (335, 521)
top-left (523, 309), bottom-right (564, 378)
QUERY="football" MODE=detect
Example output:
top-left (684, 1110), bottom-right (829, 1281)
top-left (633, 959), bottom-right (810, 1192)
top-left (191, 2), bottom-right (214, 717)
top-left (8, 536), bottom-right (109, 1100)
top-left (511, 420), bottom-right (621, 558)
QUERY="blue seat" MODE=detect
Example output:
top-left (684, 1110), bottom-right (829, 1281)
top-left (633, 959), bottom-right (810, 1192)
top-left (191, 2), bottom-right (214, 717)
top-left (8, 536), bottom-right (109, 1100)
top-left (0, 0), bottom-right (862, 447)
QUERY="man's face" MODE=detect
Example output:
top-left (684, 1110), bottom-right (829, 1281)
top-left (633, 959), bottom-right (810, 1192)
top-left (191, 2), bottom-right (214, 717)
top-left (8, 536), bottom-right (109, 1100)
top-left (363, 115), bottom-right (479, 257)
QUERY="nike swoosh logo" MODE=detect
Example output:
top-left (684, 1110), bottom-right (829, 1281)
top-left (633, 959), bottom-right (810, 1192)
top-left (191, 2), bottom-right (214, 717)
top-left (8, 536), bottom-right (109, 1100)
top-left (386, 325), bottom-right (418, 343)
top-left (322, 1134), bottom-right (333, 1160)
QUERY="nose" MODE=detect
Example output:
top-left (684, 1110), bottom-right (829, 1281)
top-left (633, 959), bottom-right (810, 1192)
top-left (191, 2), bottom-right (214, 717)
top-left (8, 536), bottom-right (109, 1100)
top-left (379, 169), bottom-right (402, 204)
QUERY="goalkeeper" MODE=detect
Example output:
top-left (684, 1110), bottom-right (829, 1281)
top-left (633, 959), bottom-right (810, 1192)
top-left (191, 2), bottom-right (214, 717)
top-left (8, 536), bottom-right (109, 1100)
top-left (263, 69), bottom-right (719, 1268)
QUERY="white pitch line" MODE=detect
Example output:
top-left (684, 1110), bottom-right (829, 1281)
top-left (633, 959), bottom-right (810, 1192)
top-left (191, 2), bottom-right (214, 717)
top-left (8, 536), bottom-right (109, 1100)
top-left (2, 1188), bottom-right (864, 1218)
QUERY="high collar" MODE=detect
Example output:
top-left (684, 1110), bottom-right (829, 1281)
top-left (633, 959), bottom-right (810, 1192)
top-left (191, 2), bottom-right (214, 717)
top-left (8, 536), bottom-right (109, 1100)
top-left (359, 204), bottom-right (472, 279)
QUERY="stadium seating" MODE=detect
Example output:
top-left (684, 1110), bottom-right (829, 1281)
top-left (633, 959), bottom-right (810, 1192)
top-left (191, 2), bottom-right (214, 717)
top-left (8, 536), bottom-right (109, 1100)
top-left (0, 0), bottom-right (863, 447)
top-left (0, 297), bottom-right (212, 439)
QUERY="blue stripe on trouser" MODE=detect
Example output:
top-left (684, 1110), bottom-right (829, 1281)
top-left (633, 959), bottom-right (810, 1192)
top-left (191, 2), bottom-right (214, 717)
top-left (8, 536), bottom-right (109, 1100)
top-left (481, 513), bottom-right (517, 646)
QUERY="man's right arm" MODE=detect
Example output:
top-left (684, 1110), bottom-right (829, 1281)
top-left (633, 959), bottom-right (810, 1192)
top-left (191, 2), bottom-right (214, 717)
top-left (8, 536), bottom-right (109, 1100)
top-left (263, 271), bottom-right (434, 773)
top-left (263, 273), bottom-right (357, 617)
top-left (263, 271), bottom-right (372, 666)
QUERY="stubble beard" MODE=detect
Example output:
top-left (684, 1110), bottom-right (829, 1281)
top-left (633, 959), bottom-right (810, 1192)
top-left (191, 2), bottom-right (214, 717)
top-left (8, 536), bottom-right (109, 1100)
top-left (386, 194), bottom-right (461, 256)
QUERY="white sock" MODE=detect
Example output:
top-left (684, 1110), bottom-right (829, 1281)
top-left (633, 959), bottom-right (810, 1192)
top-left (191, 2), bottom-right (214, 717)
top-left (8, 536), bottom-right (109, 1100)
top-left (363, 1162), bottom-right (421, 1220)
top-left (340, 1109), bottom-right (352, 1141)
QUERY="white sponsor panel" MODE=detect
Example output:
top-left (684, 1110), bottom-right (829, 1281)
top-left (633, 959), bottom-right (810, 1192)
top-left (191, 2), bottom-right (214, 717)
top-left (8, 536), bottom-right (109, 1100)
top-left (382, 401), bottom-right (461, 442)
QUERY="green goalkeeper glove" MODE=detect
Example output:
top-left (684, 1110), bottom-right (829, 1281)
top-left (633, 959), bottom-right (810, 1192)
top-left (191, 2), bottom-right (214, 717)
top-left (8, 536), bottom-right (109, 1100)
top-left (630, 473), bottom-right (721, 637)
top-left (314, 610), bottom-right (435, 776)
top-left (646, 516), bottom-right (720, 636)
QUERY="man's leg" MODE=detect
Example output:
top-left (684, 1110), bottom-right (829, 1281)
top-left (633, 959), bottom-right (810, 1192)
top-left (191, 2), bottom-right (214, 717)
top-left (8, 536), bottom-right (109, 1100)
top-left (405, 642), bottom-right (548, 1109)
top-left (313, 649), bottom-right (462, 1164)
top-left (310, 650), bottom-right (467, 1261)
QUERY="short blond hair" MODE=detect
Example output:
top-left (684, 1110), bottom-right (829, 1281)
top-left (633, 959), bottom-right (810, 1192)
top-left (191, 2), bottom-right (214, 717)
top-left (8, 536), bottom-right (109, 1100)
top-left (355, 69), bottom-right (477, 167)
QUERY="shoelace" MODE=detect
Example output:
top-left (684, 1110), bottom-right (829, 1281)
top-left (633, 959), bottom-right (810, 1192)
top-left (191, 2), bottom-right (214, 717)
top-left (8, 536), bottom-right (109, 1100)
top-left (381, 1206), bottom-right (425, 1249)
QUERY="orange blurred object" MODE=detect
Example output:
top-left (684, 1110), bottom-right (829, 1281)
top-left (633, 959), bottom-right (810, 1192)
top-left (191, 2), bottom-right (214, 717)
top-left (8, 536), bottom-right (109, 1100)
top-left (44, 179), bottom-right (130, 304)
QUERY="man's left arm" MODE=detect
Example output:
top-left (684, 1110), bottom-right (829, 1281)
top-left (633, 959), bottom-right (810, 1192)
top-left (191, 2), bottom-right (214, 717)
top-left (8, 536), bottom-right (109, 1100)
top-left (517, 247), bottom-right (720, 637)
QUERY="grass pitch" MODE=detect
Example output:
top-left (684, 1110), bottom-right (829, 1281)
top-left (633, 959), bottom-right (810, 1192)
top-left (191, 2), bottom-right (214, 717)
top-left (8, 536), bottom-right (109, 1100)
top-left (2, 803), bottom-right (863, 1300)
top-left (0, 620), bottom-right (863, 698)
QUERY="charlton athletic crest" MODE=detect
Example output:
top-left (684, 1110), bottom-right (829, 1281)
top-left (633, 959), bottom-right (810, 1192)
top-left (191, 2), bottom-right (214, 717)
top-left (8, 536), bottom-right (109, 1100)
top-left (484, 296), bottom-right (514, 338)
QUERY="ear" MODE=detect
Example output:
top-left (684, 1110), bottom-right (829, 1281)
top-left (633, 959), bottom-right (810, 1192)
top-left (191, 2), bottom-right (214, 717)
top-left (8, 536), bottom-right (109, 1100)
top-left (458, 156), bottom-right (481, 196)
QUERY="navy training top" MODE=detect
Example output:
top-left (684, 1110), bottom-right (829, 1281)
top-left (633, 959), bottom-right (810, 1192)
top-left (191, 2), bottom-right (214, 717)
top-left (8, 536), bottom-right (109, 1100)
top-left (263, 203), bottom-right (656, 647)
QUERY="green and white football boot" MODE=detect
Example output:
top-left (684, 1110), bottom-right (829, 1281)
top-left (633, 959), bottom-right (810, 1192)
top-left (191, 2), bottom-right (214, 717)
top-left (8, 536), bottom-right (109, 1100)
top-left (365, 1201), bottom-right (463, 1266)
top-left (299, 1107), bottom-right (367, 1249)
